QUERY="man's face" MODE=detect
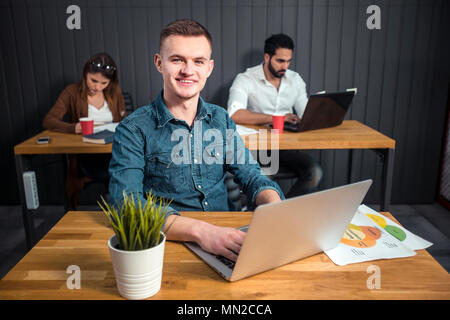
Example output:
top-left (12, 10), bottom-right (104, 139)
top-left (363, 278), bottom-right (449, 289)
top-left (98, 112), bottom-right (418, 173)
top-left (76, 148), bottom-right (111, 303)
top-left (154, 35), bottom-right (214, 101)
top-left (265, 48), bottom-right (293, 78)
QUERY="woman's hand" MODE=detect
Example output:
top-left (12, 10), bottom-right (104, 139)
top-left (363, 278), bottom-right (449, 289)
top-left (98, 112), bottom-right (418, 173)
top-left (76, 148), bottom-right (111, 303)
top-left (75, 122), bottom-right (82, 134)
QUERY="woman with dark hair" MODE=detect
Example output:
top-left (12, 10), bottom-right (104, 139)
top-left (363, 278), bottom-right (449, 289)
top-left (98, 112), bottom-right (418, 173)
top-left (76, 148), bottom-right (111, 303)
top-left (43, 52), bottom-right (125, 132)
top-left (43, 53), bottom-right (126, 208)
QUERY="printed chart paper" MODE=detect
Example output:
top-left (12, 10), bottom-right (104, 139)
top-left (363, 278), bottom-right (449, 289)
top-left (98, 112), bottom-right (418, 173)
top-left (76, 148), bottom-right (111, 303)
top-left (358, 204), bottom-right (433, 251)
top-left (325, 205), bottom-right (432, 266)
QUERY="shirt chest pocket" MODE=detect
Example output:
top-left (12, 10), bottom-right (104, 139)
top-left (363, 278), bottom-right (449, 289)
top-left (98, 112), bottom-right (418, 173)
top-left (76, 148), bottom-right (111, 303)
top-left (146, 152), bottom-right (188, 191)
top-left (202, 143), bottom-right (225, 182)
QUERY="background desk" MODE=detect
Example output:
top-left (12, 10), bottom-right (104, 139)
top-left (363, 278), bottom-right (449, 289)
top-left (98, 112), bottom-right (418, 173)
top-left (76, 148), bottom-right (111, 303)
top-left (0, 211), bottom-right (448, 300)
top-left (243, 120), bottom-right (395, 212)
top-left (14, 130), bottom-right (111, 249)
top-left (14, 121), bottom-right (395, 250)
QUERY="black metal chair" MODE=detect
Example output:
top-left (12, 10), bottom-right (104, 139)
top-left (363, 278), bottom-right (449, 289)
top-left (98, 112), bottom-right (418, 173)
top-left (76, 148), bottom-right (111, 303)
top-left (224, 172), bottom-right (247, 211)
top-left (123, 92), bottom-right (135, 114)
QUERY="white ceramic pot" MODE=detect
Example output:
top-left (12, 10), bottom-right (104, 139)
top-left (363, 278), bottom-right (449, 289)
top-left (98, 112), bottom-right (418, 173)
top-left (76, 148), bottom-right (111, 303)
top-left (108, 232), bottom-right (165, 300)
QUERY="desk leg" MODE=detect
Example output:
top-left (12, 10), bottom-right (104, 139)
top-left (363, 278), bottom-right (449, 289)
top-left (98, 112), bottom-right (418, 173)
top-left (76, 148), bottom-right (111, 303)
top-left (347, 149), bottom-right (354, 184)
top-left (14, 154), bottom-right (36, 251)
top-left (380, 148), bottom-right (395, 212)
top-left (62, 154), bottom-right (69, 213)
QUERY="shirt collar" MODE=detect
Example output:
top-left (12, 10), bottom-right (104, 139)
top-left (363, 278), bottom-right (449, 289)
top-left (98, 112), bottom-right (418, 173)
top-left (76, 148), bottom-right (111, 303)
top-left (155, 91), bottom-right (212, 128)
top-left (257, 62), bottom-right (267, 82)
top-left (196, 96), bottom-right (213, 122)
top-left (154, 91), bottom-right (174, 128)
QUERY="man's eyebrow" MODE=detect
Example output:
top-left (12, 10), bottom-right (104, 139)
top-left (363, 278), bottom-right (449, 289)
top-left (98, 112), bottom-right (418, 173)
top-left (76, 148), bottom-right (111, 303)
top-left (168, 54), bottom-right (208, 60)
top-left (276, 58), bottom-right (292, 62)
top-left (168, 54), bottom-right (184, 59)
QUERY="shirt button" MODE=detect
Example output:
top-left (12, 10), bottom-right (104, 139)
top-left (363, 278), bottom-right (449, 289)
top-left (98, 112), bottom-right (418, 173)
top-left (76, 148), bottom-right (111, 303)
top-left (194, 158), bottom-right (198, 164)
top-left (198, 185), bottom-right (202, 189)
top-left (204, 201), bottom-right (208, 206)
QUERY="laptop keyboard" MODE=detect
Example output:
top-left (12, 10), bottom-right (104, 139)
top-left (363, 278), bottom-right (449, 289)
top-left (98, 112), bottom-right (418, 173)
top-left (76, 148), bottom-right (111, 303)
top-left (216, 255), bottom-right (236, 269)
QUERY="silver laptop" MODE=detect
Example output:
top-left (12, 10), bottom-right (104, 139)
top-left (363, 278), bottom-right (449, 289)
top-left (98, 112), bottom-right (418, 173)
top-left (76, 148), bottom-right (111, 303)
top-left (184, 179), bottom-right (372, 281)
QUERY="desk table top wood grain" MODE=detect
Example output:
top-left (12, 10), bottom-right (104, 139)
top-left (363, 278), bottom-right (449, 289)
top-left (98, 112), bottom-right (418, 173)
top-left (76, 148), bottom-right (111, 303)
top-left (242, 120), bottom-right (395, 150)
top-left (14, 130), bottom-right (111, 155)
top-left (0, 211), bottom-right (448, 300)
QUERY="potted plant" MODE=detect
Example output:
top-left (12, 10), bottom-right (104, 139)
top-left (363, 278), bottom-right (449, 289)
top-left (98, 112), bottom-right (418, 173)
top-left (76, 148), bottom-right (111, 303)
top-left (99, 191), bottom-right (173, 300)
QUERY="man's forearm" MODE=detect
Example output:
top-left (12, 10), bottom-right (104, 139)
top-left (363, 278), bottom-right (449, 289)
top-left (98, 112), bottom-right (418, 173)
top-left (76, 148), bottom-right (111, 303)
top-left (163, 214), bottom-right (203, 243)
top-left (231, 109), bottom-right (273, 125)
top-left (255, 189), bottom-right (282, 206)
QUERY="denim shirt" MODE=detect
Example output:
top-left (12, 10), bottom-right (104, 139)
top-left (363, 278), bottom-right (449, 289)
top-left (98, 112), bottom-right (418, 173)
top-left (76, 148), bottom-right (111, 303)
top-left (109, 91), bottom-right (284, 214)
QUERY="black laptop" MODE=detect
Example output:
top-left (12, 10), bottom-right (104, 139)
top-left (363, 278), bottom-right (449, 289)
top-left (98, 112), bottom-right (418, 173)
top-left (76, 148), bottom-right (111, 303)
top-left (280, 91), bottom-right (355, 132)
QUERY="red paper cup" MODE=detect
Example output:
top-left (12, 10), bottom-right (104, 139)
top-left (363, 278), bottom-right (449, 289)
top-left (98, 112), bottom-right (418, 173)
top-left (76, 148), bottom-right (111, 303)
top-left (80, 117), bottom-right (94, 136)
top-left (272, 115), bottom-right (285, 134)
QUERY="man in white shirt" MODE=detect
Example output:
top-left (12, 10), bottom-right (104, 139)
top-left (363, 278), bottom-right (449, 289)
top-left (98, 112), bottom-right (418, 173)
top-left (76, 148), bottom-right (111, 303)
top-left (227, 34), bottom-right (322, 197)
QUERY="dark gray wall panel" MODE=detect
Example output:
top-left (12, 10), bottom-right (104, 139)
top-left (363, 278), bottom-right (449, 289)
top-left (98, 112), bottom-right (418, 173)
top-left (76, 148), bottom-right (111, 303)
top-left (1, 0), bottom-right (449, 205)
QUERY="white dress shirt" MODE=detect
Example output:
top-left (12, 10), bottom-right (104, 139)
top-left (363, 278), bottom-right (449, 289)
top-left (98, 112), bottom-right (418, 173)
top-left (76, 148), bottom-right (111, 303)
top-left (88, 100), bottom-right (113, 125)
top-left (227, 63), bottom-right (309, 118)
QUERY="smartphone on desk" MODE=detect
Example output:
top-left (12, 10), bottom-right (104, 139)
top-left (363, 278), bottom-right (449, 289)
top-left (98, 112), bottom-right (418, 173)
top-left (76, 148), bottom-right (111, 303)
top-left (37, 137), bottom-right (50, 144)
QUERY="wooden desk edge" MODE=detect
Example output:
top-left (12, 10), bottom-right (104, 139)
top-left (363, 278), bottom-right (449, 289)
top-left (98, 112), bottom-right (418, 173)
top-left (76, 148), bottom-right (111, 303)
top-left (13, 130), bottom-right (112, 155)
top-left (243, 120), bottom-right (396, 150)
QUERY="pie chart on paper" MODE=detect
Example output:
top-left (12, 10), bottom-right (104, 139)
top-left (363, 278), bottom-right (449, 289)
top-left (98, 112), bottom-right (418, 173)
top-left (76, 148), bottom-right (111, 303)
top-left (366, 214), bottom-right (407, 242)
top-left (340, 224), bottom-right (382, 248)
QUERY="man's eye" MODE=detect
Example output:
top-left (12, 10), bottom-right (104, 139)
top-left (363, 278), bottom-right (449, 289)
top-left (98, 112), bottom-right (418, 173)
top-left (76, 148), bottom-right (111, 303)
top-left (172, 58), bottom-right (182, 62)
top-left (195, 60), bottom-right (204, 65)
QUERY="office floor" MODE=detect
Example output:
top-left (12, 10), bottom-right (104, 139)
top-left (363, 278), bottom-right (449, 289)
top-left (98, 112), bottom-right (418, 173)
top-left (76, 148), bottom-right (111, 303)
top-left (0, 203), bottom-right (449, 280)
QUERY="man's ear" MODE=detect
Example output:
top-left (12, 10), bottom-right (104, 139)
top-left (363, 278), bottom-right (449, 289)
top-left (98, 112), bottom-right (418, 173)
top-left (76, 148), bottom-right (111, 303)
top-left (206, 59), bottom-right (214, 78)
top-left (154, 53), bottom-right (162, 73)
top-left (264, 53), bottom-right (270, 64)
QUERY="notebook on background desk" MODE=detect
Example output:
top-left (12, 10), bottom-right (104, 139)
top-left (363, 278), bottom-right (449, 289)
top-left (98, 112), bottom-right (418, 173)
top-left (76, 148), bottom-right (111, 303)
top-left (184, 179), bottom-right (372, 281)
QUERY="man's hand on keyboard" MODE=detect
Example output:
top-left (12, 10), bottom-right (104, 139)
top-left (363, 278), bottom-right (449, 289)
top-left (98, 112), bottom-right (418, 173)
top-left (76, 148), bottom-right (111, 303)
top-left (284, 113), bottom-right (301, 125)
top-left (195, 222), bottom-right (246, 262)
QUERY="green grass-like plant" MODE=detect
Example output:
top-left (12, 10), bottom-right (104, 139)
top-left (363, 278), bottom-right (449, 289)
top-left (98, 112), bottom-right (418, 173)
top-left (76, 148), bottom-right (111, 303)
top-left (98, 191), bottom-right (172, 251)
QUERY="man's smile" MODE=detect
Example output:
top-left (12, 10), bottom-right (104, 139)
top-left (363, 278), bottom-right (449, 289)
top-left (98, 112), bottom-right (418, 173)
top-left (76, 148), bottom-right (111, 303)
top-left (176, 78), bottom-right (197, 86)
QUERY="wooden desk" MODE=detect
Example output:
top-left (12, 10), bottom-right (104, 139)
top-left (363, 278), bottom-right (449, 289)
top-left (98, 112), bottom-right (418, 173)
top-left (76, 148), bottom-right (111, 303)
top-left (242, 120), bottom-right (395, 150)
top-left (14, 130), bottom-right (111, 250)
top-left (14, 129), bottom-right (112, 155)
top-left (14, 121), bottom-right (395, 250)
top-left (243, 120), bottom-right (395, 214)
top-left (0, 211), bottom-right (448, 300)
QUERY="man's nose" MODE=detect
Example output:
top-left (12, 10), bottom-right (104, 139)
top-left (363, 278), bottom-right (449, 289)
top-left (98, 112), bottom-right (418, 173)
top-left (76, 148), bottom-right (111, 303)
top-left (181, 61), bottom-right (194, 75)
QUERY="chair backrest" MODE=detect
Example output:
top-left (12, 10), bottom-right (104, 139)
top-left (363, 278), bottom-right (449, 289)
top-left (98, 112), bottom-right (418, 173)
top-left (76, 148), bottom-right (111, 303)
top-left (123, 92), bottom-right (135, 114)
top-left (225, 172), bottom-right (246, 211)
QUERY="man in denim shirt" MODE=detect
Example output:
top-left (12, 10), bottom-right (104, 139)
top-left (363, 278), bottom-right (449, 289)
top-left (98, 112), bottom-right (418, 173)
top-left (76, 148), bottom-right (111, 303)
top-left (109, 19), bottom-right (283, 262)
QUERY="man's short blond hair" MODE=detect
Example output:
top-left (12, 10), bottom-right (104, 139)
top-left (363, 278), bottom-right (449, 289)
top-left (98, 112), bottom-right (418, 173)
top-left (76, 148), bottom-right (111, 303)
top-left (160, 19), bottom-right (212, 49)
